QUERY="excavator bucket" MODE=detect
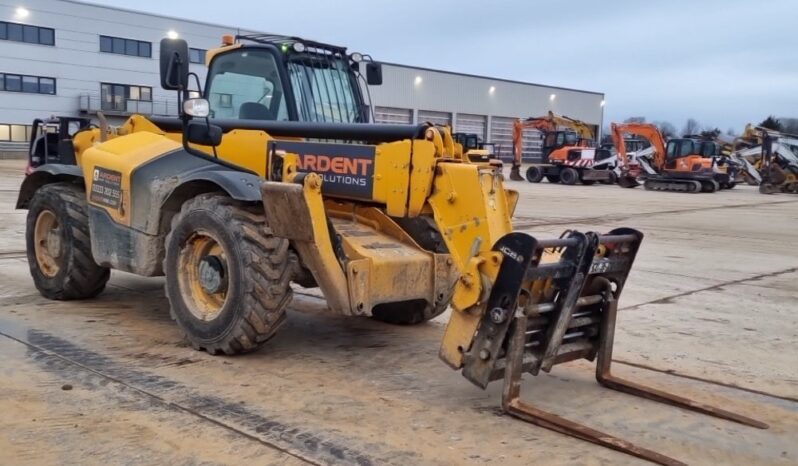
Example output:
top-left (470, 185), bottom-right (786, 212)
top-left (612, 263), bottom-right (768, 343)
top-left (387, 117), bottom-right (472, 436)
top-left (509, 165), bottom-right (525, 181)
top-left (460, 228), bottom-right (767, 465)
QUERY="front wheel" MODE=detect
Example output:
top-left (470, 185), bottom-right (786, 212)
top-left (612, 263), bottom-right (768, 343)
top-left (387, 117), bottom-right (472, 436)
top-left (25, 183), bottom-right (110, 300)
top-left (164, 194), bottom-right (294, 355)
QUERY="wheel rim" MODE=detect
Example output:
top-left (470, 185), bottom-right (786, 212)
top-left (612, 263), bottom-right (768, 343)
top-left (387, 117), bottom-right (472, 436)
top-left (34, 209), bottom-right (62, 278)
top-left (177, 230), bottom-right (230, 321)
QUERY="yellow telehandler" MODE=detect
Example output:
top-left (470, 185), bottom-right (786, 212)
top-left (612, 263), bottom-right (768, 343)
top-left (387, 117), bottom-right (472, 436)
top-left (16, 35), bottom-right (766, 465)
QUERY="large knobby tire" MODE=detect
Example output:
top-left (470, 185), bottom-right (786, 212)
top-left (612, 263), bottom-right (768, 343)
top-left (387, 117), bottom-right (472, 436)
top-left (164, 194), bottom-right (293, 355)
top-left (560, 167), bottom-right (579, 185)
top-left (25, 182), bottom-right (110, 300)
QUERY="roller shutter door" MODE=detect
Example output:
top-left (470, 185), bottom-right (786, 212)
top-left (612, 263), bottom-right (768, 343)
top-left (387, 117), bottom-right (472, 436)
top-left (455, 113), bottom-right (487, 139)
top-left (418, 110), bottom-right (452, 127)
top-left (490, 116), bottom-right (543, 163)
top-left (374, 106), bottom-right (412, 124)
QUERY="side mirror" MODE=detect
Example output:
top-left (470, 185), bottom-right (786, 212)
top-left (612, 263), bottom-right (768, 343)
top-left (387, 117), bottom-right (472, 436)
top-left (366, 62), bottom-right (383, 85)
top-left (186, 121), bottom-right (222, 147)
top-left (160, 38), bottom-right (189, 91)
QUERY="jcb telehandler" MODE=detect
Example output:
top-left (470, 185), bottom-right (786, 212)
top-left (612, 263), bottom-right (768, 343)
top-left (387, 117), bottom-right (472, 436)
top-left (17, 35), bottom-right (766, 465)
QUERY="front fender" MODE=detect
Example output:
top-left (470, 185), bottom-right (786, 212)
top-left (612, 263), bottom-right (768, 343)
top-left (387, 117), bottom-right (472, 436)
top-left (179, 169), bottom-right (262, 202)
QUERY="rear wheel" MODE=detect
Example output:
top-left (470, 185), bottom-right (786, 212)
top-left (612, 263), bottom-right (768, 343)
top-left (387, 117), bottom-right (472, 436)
top-left (560, 167), bottom-right (579, 185)
top-left (545, 174), bottom-right (561, 183)
top-left (164, 194), bottom-right (293, 355)
top-left (601, 171), bottom-right (618, 185)
top-left (25, 183), bottom-right (110, 300)
top-left (525, 166), bottom-right (544, 183)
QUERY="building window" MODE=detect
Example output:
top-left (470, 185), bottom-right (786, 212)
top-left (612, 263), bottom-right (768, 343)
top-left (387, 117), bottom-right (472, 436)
top-left (218, 93), bottom-right (233, 108)
top-left (101, 83), bottom-right (152, 111)
top-left (99, 35), bottom-right (152, 58)
top-left (0, 21), bottom-right (55, 46)
top-left (0, 124), bottom-right (33, 142)
top-left (189, 48), bottom-right (207, 64)
top-left (0, 73), bottom-right (56, 95)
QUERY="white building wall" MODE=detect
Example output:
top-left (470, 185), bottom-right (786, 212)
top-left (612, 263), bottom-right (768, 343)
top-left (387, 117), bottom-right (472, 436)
top-left (0, 0), bottom-right (258, 128)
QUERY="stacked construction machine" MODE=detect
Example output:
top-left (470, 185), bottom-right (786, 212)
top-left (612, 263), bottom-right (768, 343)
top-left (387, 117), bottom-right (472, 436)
top-left (754, 128), bottom-right (798, 194)
top-left (452, 131), bottom-right (502, 166)
top-left (510, 112), bottom-right (615, 185)
top-left (17, 35), bottom-right (767, 465)
top-left (612, 122), bottom-right (739, 192)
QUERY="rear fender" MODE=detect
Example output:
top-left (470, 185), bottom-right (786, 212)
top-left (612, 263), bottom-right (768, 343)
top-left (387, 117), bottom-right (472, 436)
top-left (16, 164), bottom-right (84, 209)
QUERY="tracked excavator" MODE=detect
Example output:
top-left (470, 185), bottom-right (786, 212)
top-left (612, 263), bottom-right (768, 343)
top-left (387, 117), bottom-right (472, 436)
top-left (510, 112), bottom-right (614, 185)
top-left (612, 122), bottom-right (737, 192)
top-left (17, 35), bottom-right (767, 465)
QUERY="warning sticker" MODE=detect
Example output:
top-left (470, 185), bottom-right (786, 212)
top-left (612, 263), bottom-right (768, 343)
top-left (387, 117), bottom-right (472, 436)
top-left (89, 166), bottom-right (122, 209)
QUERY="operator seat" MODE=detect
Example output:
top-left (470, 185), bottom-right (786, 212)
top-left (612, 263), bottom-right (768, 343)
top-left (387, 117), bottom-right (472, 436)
top-left (239, 102), bottom-right (274, 120)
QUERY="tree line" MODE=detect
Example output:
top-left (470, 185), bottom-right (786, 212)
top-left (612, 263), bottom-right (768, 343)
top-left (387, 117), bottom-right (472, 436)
top-left (602, 115), bottom-right (797, 142)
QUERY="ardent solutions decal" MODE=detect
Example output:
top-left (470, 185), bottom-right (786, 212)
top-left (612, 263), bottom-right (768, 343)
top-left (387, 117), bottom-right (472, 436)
top-left (271, 141), bottom-right (376, 198)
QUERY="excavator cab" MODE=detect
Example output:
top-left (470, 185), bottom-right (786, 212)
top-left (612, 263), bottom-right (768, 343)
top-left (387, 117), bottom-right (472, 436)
top-left (542, 131), bottom-right (579, 156)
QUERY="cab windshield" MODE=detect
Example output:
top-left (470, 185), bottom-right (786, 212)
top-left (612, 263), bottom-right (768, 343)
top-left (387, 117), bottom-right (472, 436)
top-left (206, 49), bottom-right (289, 121)
top-left (205, 48), bottom-right (363, 123)
top-left (286, 55), bottom-right (361, 123)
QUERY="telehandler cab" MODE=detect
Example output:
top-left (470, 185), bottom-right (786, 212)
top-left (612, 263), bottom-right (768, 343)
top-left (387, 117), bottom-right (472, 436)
top-left (17, 35), bottom-right (766, 465)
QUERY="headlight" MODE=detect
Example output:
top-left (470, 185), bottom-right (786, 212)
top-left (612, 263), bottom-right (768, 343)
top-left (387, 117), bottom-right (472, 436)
top-left (350, 52), bottom-right (363, 63)
top-left (183, 98), bottom-right (210, 118)
top-left (292, 42), bottom-right (306, 53)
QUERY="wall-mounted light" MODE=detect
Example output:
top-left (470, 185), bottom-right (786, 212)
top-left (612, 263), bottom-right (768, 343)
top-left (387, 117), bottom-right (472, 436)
top-left (166, 30), bottom-right (179, 39)
top-left (15, 6), bottom-right (30, 18)
top-left (600, 100), bottom-right (606, 107)
top-left (549, 93), bottom-right (557, 101)
top-left (489, 85), bottom-right (496, 95)
top-left (414, 76), bottom-right (423, 86)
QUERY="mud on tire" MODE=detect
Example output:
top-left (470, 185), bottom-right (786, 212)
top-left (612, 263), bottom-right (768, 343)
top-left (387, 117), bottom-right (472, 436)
top-left (26, 182), bottom-right (110, 300)
top-left (164, 194), bottom-right (294, 355)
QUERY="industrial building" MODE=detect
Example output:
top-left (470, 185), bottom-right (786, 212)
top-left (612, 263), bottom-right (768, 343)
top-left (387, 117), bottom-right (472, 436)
top-left (0, 0), bottom-right (605, 160)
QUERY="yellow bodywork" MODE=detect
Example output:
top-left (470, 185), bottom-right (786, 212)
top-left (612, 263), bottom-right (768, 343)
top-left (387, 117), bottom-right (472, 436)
top-left (73, 115), bottom-right (523, 371)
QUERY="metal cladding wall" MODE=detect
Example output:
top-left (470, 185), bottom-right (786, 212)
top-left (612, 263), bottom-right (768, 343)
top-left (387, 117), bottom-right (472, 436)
top-left (370, 64), bottom-right (603, 124)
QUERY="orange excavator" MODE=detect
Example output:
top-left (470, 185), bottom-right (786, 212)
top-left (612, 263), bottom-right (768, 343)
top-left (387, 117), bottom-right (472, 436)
top-left (611, 122), bottom-right (737, 193)
top-left (510, 112), bottom-right (614, 185)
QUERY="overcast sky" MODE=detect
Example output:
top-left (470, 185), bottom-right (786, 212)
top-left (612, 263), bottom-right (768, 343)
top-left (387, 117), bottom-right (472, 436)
top-left (97, 0), bottom-right (797, 132)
